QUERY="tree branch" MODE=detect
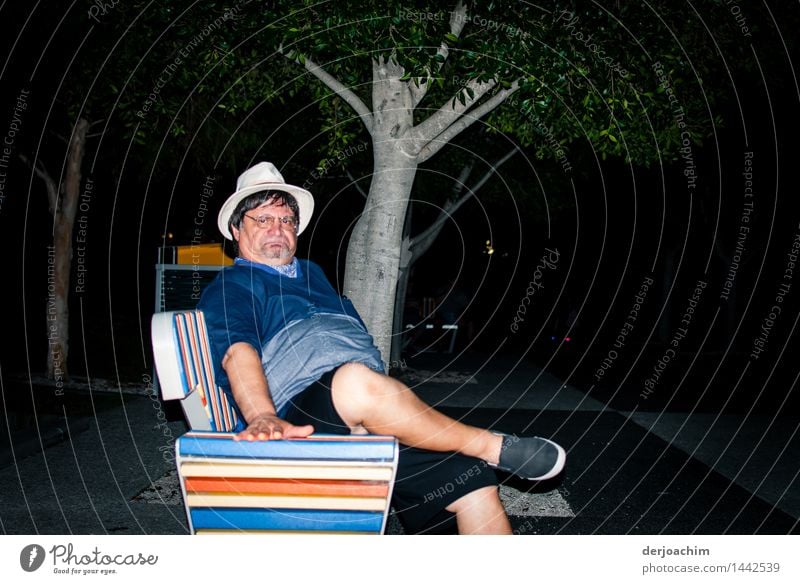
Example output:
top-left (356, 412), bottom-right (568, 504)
top-left (410, 0), bottom-right (468, 108)
top-left (303, 56), bottom-right (374, 135)
top-left (411, 146), bottom-right (519, 258)
top-left (20, 154), bottom-right (59, 214)
top-left (410, 78), bottom-right (496, 151)
top-left (417, 79), bottom-right (520, 164)
top-left (451, 157), bottom-right (476, 199)
top-left (346, 168), bottom-right (368, 200)
top-left (462, 145), bottom-right (519, 195)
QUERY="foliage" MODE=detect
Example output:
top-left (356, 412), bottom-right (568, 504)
top-left (46, 0), bottom-right (762, 177)
top-left (270, 0), bottom-right (745, 166)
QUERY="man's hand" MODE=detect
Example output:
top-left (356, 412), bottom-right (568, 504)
top-left (223, 343), bottom-right (313, 441)
top-left (235, 413), bottom-right (314, 442)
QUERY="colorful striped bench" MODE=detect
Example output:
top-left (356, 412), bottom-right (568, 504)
top-left (151, 310), bottom-right (399, 534)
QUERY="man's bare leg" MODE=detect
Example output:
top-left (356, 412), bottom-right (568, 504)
top-left (447, 487), bottom-right (512, 534)
top-left (331, 362), bottom-right (503, 465)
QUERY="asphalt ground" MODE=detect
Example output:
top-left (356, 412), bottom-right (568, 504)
top-left (0, 353), bottom-right (797, 535)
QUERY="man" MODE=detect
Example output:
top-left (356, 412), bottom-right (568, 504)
top-left (198, 162), bottom-right (566, 534)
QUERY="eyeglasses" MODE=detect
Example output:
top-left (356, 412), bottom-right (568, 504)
top-left (243, 213), bottom-right (298, 230)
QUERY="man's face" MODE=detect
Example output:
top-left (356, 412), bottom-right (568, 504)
top-left (232, 201), bottom-right (298, 266)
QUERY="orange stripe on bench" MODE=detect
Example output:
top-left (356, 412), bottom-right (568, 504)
top-left (184, 477), bottom-right (390, 498)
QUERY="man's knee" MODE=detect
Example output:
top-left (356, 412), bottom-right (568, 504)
top-left (332, 362), bottom-right (381, 394)
top-left (330, 362), bottom-right (390, 418)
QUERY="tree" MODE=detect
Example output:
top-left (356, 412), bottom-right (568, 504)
top-left (15, 2), bottom-right (198, 379)
top-left (13, 2), bottom-right (287, 378)
top-left (21, 119), bottom-right (90, 380)
top-left (11, 2), bottom-right (122, 379)
top-left (21, 0), bottom-right (749, 372)
top-left (265, 0), bottom-right (739, 362)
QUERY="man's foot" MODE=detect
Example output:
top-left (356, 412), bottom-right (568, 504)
top-left (493, 435), bottom-right (566, 481)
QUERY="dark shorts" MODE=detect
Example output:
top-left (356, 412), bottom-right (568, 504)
top-left (281, 368), bottom-right (498, 534)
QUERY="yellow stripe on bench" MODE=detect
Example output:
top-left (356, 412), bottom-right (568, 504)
top-left (186, 493), bottom-right (388, 511)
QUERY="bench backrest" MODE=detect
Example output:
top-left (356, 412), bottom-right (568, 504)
top-left (151, 310), bottom-right (239, 431)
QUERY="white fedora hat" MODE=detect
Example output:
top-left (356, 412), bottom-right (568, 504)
top-left (217, 161), bottom-right (314, 239)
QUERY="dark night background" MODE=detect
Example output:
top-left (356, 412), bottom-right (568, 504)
top-left (1, 2), bottom-right (799, 411)
top-left (0, 0), bottom-right (799, 538)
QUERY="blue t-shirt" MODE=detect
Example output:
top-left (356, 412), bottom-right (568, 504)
top-left (197, 258), bottom-right (384, 421)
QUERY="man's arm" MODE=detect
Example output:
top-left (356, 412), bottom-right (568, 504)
top-left (222, 341), bottom-right (314, 441)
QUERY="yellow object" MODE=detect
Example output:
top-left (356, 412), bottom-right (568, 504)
top-left (176, 243), bottom-right (233, 266)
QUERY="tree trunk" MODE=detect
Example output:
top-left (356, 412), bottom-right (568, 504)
top-left (389, 211), bottom-right (413, 366)
top-left (389, 266), bottom-right (409, 366)
top-left (345, 144), bottom-right (417, 366)
top-left (386, 149), bottom-right (516, 363)
top-left (388, 162), bottom-right (470, 364)
top-left (344, 58), bottom-right (418, 365)
top-left (334, 38), bottom-right (516, 365)
top-left (47, 117), bottom-right (89, 380)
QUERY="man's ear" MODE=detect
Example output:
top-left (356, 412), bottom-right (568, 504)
top-left (231, 224), bottom-right (240, 241)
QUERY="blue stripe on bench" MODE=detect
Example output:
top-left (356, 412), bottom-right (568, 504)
top-left (190, 508), bottom-right (385, 532)
top-left (178, 432), bottom-right (397, 461)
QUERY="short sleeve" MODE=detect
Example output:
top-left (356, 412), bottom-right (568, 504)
top-left (304, 260), bottom-right (368, 329)
top-left (198, 270), bottom-right (265, 389)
